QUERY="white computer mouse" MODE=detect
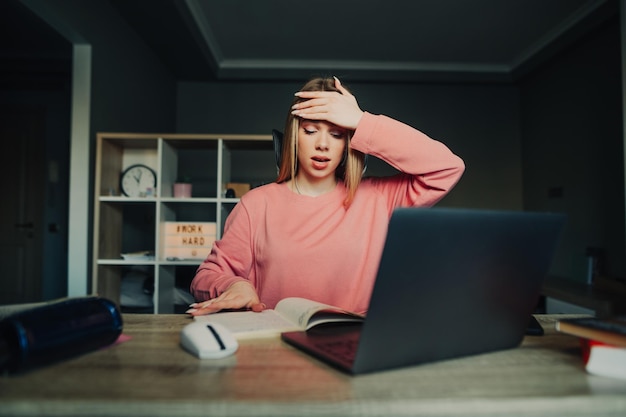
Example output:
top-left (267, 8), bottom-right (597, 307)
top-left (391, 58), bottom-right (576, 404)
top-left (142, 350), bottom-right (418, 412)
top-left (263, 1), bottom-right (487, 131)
top-left (180, 321), bottom-right (238, 359)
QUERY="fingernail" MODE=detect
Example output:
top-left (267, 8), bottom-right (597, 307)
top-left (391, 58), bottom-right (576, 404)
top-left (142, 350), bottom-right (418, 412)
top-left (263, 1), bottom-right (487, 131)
top-left (294, 92), bottom-right (302, 96)
top-left (186, 308), bottom-right (197, 314)
top-left (251, 303), bottom-right (267, 312)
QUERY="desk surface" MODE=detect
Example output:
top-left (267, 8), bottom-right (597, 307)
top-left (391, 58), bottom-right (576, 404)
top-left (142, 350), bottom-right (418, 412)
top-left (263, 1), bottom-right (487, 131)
top-left (1, 314), bottom-right (625, 417)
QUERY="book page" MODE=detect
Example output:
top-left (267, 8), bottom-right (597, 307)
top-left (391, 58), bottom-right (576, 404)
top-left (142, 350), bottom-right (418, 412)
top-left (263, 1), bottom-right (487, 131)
top-left (193, 297), bottom-right (365, 339)
top-left (586, 345), bottom-right (626, 380)
top-left (194, 309), bottom-right (300, 339)
top-left (275, 297), bottom-right (364, 330)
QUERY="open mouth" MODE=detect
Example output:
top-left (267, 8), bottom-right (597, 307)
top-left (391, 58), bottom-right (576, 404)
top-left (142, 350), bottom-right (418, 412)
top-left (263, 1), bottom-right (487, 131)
top-left (311, 156), bottom-right (331, 170)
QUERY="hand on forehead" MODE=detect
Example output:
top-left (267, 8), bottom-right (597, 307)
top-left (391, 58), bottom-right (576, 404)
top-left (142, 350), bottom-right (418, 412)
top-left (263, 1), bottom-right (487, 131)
top-left (291, 77), bottom-right (364, 130)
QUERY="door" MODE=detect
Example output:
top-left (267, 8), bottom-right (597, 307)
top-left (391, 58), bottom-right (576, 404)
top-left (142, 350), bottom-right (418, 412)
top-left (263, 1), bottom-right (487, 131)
top-left (0, 105), bottom-right (45, 304)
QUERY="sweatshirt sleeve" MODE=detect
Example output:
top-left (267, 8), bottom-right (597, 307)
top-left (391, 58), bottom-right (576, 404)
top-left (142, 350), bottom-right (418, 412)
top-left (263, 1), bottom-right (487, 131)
top-left (190, 202), bottom-right (254, 301)
top-left (350, 112), bottom-right (465, 208)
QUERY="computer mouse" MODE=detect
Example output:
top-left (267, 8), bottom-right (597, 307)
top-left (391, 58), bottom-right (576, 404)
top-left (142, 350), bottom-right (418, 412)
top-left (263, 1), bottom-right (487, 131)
top-left (180, 321), bottom-right (238, 359)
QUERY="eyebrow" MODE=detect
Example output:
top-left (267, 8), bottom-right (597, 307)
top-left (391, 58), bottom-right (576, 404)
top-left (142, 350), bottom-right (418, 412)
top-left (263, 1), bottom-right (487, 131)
top-left (301, 121), bottom-right (344, 131)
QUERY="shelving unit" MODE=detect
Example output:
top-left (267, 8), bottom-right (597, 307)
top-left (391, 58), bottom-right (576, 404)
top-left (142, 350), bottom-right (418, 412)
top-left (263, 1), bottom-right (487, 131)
top-left (93, 133), bottom-right (274, 313)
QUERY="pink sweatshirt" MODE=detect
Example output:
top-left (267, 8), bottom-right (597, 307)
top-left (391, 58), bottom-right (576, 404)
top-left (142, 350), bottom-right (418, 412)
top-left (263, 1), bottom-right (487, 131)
top-left (191, 113), bottom-right (464, 314)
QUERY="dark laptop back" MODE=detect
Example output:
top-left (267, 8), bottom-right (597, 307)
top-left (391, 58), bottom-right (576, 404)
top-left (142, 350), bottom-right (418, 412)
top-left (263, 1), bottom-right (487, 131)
top-left (282, 207), bottom-right (565, 374)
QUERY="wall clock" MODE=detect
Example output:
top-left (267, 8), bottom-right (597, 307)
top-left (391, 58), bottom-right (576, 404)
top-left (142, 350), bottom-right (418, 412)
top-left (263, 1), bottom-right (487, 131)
top-left (120, 164), bottom-right (157, 197)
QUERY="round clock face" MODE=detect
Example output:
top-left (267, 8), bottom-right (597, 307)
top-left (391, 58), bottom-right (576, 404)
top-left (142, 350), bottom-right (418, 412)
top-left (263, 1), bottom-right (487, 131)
top-left (120, 164), bottom-right (157, 197)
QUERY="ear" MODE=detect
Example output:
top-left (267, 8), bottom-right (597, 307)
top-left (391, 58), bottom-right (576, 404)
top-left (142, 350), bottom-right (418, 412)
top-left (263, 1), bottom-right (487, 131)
top-left (272, 129), bottom-right (284, 169)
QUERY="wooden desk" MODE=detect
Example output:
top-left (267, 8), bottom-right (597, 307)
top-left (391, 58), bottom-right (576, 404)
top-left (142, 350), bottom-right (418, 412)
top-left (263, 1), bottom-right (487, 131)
top-left (1, 314), bottom-right (625, 417)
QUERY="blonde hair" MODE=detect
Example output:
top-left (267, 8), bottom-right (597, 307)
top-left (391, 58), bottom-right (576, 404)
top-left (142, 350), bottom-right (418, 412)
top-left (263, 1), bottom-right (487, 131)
top-left (276, 77), bottom-right (366, 207)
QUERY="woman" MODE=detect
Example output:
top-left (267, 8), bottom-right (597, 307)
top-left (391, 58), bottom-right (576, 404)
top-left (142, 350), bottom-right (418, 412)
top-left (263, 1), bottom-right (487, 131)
top-left (188, 77), bottom-right (464, 316)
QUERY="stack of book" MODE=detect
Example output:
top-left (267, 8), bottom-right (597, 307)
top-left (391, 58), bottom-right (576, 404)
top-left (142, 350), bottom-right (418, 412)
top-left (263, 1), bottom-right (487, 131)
top-left (556, 316), bottom-right (626, 380)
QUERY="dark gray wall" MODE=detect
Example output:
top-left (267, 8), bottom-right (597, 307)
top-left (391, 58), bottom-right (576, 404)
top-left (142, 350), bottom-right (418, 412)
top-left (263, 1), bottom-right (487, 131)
top-left (32, 0), bottom-right (178, 134)
top-left (176, 18), bottom-right (624, 285)
top-left (520, 17), bottom-right (623, 283)
top-left (1, 0), bottom-right (73, 300)
top-left (177, 80), bottom-right (523, 210)
top-left (12, 0), bottom-right (623, 299)
top-left (20, 0), bottom-right (179, 297)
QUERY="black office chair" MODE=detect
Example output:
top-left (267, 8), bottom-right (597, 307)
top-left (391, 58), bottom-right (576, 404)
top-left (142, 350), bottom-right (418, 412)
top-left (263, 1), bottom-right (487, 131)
top-left (272, 129), bottom-right (284, 169)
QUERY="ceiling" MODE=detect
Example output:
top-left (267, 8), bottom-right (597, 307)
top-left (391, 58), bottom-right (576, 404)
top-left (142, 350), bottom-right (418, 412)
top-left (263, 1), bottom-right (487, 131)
top-left (108, 0), bottom-right (617, 83)
top-left (0, 0), bottom-right (618, 87)
top-left (1, 0), bottom-right (72, 90)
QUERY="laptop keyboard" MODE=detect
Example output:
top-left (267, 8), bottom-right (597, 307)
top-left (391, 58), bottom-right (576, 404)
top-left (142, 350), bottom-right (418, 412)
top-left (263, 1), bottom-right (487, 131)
top-left (314, 338), bottom-right (358, 365)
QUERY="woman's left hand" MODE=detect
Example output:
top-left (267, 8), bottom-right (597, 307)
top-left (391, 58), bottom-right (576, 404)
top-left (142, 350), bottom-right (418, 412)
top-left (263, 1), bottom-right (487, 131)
top-left (186, 281), bottom-right (265, 316)
top-left (292, 77), bottom-right (364, 130)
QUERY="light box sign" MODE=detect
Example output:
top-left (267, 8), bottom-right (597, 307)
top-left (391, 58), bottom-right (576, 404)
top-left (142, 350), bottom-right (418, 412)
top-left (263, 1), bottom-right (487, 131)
top-left (163, 222), bottom-right (216, 260)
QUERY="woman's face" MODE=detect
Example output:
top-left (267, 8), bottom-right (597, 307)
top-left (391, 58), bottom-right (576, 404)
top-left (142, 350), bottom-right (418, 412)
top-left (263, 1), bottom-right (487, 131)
top-left (297, 120), bottom-right (347, 181)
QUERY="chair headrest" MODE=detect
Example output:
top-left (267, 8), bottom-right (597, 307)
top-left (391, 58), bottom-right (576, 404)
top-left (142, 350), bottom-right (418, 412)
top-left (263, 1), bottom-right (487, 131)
top-left (272, 129), bottom-right (283, 168)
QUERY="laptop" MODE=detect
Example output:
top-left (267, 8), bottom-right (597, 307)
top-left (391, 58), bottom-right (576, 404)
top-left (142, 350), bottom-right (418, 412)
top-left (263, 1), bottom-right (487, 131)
top-left (281, 207), bottom-right (565, 374)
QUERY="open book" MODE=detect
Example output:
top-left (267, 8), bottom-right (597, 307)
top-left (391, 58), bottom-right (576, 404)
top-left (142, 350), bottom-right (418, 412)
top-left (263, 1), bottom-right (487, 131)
top-left (193, 297), bottom-right (365, 339)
